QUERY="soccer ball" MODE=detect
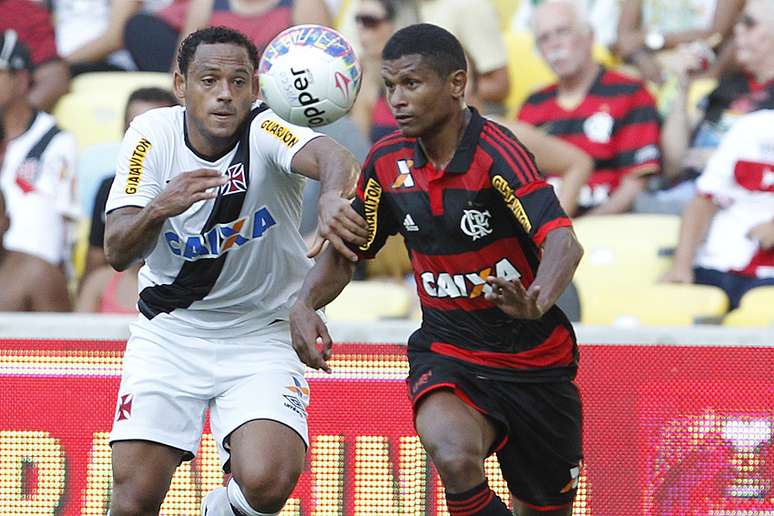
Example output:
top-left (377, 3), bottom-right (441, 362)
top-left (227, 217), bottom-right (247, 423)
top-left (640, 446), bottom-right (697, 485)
top-left (259, 25), bottom-right (362, 127)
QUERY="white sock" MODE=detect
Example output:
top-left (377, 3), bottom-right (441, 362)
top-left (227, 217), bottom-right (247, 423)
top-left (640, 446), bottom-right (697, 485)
top-left (227, 478), bottom-right (279, 516)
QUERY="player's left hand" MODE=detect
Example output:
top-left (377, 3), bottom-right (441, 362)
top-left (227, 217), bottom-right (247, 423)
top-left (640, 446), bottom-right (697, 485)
top-left (309, 192), bottom-right (368, 261)
top-left (484, 276), bottom-right (545, 320)
top-left (289, 303), bottom-right (333, 373)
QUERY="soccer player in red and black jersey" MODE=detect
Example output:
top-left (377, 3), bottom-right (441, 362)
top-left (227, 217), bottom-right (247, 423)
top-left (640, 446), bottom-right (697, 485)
top-left (290, 23), bottom-right (585, 516)
top-left (518, 0), bottom-right (661, 216)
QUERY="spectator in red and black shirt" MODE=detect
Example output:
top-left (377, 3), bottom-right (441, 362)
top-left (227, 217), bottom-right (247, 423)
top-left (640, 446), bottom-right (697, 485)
top-left (518, 0), bottom-right (661, 216)
top-left (291, 23), bottom-right (584, 516)
top-left (0, 0), bottom-right (70, 111)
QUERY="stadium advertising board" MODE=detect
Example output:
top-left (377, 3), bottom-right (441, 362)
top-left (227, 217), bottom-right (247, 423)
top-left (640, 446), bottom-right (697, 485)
top-left (1, 337), bottom-right (772, 515)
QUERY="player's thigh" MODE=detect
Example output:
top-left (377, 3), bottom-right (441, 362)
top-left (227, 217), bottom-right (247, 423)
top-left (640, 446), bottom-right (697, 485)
top-left (228, 419), bottom-right (307, 488)
top-left (497, 381), bottom-right (582, 512)
top-left (110, 323), bottom-right (211, 458)
top-left (210, 365), bottom-right (309, 472)
top-left (111, 440), bottom-right (185, 505)
top-left (415, 389), bottom-right (500, 461)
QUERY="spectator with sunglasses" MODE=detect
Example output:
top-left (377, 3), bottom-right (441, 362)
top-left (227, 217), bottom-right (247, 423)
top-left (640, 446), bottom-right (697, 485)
top-left (638, 0), bottom-right (774, 214)
top-left (341, 0), bottom-right (509, 109)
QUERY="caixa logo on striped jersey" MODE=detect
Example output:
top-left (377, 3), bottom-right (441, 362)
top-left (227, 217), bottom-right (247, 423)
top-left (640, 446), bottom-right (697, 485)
top-left (421, 258), bottom-right (521, 299)
top-left (164, 207), bottom-right (276, 261)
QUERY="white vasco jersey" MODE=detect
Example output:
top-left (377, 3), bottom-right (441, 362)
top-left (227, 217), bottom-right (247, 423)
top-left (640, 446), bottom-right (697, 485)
top-left (695, 110), bottom-right (774, 277)
top-left (0, 112), bottom-right (79, 265)
top-left (106, 103), bottom-right (323, 337)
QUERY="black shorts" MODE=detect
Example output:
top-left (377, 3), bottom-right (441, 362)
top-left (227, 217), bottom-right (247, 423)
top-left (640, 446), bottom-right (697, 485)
top-left (407, 351), bottom-right (583, 509)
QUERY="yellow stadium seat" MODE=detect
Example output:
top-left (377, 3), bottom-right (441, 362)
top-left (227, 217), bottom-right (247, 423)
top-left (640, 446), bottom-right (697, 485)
top-left (54, 72), bottom-right (173, 150)
top-left (573, 214), bottom-right (680, 282)
top-left (571, 214), bottom-right (686, 324)
top-left (325, 281), bottom-right (413, 321)
top-left (504, 31), bottom-right (617, 117)
top-left (723, 287), bottom-right (774, 327)
top-left (581, 283), bottom-right (728, 326)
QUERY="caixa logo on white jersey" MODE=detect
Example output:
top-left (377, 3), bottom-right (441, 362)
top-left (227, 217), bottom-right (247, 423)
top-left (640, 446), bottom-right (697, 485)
top-left (164, 207), bottom-right (277, 261)
top-left (421, 258), bottom-right (521, 299)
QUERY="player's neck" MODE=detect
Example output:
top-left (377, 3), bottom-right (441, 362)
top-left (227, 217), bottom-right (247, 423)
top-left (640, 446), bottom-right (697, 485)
top-left (185, 119), bottom-right (239, 161)
top-left (419, 106), bottom-right (470, 171)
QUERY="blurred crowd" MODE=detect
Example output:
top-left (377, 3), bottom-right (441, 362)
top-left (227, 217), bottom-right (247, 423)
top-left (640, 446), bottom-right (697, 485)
top-left (1, 0), bottom-right (773, 325)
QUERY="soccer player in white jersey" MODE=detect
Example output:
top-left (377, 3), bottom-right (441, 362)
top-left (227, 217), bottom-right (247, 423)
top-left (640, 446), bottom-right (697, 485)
top-left (103, 27), bottom-right (367, 516)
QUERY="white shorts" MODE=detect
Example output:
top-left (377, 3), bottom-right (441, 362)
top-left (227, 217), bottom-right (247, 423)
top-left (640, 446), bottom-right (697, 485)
top-left (110, 317), bottom-right (310, 468)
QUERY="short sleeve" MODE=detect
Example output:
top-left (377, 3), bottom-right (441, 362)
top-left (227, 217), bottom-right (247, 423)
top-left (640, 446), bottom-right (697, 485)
top-left (39, 131), bottom-right (79, 219)
top-left (348, 153), bottom-right (399, 260)
top-left (483, 124), bottom-right (572, 246)
top-left (105, 125), bottom-right (162, 213)
top-left (252, 110), bottom-right (324, 174)
top-left (613, 86), bottom-right (661, 177)
top-left (696, 116), bottom-right (747, 200)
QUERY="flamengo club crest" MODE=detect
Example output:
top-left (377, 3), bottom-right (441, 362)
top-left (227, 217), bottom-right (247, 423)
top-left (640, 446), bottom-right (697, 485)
top-left (460, 209), bottom-right (493, 241)
top-left (221, 163), bottom-right (247, 195)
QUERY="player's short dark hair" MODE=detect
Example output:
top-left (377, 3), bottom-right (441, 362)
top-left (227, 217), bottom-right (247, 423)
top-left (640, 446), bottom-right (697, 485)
top-left (177, 26), bottom-right (259, 76)
top-left (382, 23), bottom-right (467, 78)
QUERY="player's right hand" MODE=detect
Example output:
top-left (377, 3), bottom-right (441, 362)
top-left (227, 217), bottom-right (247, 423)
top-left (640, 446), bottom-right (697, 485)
top-left (152, 169), bottom-right (226, 218)
top-left (289, 303), bottom-right (333, 373)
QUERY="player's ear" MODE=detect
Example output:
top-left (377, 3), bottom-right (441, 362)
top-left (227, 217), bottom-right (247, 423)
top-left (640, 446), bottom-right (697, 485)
top-left (449, 69), bottom-right (467, 100)
top-left (173, 71), bottom-right (186, 104)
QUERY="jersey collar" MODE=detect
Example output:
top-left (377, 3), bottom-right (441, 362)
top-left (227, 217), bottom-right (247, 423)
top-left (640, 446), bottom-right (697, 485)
top-left (411, 106), bottom-right (485, 174)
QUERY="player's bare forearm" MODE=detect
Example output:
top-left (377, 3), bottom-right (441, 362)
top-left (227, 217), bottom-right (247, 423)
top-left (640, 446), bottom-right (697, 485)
top-left (104, 205), bottom-right (167, 271)
top-left (105, 170), bottom-right (225, 270)
top-left (292, 136), bottom-right (359, 197)
top-left (293, 136), bottom-right (367, 258)
top-left (531, 227), bottom-right (583, 314)
top-left (295, 246), bottom-right (356, 311)
top-left (318, 147), bottom-right (360, 202)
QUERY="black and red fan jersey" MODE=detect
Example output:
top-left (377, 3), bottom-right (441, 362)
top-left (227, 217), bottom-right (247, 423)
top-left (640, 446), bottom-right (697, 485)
top-left (518, 66), bottom-right (660, 210)
top-left (351, 107), bottom-right (578, 382)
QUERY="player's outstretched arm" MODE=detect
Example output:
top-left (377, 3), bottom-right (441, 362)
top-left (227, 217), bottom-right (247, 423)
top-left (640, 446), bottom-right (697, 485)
top-left (486, 227), bottom-right (583, 319)
top-left (104, 169), bottom-right (226, 271)
top-left (290, 246), bottom-right (356, 372)
top-left (291, 136), bottom-right (368, 261)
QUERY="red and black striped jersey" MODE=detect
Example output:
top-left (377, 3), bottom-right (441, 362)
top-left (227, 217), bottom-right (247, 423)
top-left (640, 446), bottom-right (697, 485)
top-left (351, 107), bottom-right (578, 382)
top-left (518, 66), bottom-right (661, 210)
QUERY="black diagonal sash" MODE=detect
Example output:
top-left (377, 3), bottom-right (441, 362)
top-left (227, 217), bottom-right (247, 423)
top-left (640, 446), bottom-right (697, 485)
top-left (138, 105), bottom-right (268, 318)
